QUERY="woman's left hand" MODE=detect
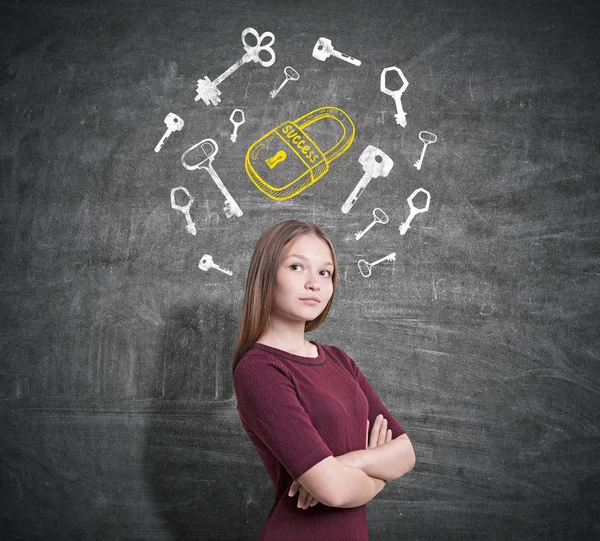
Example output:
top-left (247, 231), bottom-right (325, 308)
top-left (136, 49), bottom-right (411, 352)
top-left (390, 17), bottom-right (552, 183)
top-left (288, 482), bottom-right (319, 509)
top-left (288, 452), bottom-right (363, 508)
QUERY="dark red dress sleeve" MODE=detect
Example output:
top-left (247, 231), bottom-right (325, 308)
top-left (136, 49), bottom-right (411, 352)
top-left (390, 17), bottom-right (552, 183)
top-left (234, 355), bottom-right (334, 481)
top-left (334, 347), bottom-right (407, 439)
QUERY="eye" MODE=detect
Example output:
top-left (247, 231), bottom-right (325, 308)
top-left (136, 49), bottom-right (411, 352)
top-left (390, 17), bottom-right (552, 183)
top-left (290, 264), bottom-right (302, 271)
top-left (320, 270), bottom-right (331, 277)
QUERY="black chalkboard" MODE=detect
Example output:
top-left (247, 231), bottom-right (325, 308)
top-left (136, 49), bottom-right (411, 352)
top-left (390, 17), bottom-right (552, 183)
top-left (1, 0), bottom-right (599, 539)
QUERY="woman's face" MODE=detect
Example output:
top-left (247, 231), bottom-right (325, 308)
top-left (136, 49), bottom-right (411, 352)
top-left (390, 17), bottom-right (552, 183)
top-left (270, 233), bottom-right (335, 325)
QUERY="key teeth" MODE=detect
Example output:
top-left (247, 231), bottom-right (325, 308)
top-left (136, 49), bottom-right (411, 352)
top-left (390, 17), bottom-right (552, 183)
top-left (196, 76), bottom-right (221, 106)
top-left (394, 113), bottom-right (407, 127)
top-left (224, 201), bottom-right (243, 218)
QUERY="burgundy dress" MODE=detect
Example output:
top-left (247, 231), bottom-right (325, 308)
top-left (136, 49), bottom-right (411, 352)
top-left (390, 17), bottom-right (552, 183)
top-left (234, 341), bottom-right (406, 541)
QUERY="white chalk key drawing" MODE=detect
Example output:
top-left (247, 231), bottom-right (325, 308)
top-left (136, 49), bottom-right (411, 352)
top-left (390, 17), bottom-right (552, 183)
top-left (358, 252), bottom-right (396, 278)
top-left (181, 138), bottom-right (244, 218)
top-left (380, 66), bottom-right (409, 127)
top-left (312, 37), bottom-right (361, 66)
top-left (414, 131), bottom-right (437, 170)
top-left (199, 254), bottom-right (233, 276)
top-left (341, 145), bottom-right (393, 214)
top-left (195, 27), bottom-right (276, 106)
top-left (355, 208), bottom-right (389, 240)
top-left (155, 113), bottom-right (184, 153)
top-left (230, 109), bottom-right (245, 142)
top-left (399, 188), bottom-right (431, 235)
top-left (170, 186), bottom-right (197, 235)
top-left (270, 66), bottom-right (300, 98)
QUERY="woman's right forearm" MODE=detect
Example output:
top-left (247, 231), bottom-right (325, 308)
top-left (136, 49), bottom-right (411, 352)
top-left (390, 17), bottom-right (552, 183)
top-left (336, 464), bottom-right (386, 508)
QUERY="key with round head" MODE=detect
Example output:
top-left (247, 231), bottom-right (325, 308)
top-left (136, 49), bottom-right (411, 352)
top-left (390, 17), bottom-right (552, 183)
top-left (181, 138), bottom-right (243, 218)
top-left (195, 27), bottom-right (276, 106)
top-left (414, 131), bottom-right (437, 170)
top-left (399, 188), bottom-right (431, 235)
top-left (170, 186), bottom-right (197, 235)
top-left (155, 113), bottom-right (184, 153)
top-left (312, 37), bottom-right (361, 66)
top-left (380, 66), bottom-right (409, 127)
top-left (198, 254), bottom-right (233, 276)
top-left (355, 207), bottom-right (389, 240)
top-left (230, 109), bottom-right (245, 143)
top-left (357, 252), bottom-right (396, 278)
top-left (270, 66), bottom-right (300, 99)
top-left (341, 145), bottom-right (394, 214)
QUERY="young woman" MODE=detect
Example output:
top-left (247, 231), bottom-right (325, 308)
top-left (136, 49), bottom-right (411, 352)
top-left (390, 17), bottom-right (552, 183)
top-left (233, 220), bottom-right (415, 541)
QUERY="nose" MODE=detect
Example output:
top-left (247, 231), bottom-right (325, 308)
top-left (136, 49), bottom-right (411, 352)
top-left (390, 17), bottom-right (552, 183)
top-left (305, 272), bottom-right (320, 291)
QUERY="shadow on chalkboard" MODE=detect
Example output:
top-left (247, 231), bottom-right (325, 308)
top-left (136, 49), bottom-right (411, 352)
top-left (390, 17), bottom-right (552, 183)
top-left (141, 299), bottom-right (266, 540)
top-left (150, 299), bottom-right (238, 401)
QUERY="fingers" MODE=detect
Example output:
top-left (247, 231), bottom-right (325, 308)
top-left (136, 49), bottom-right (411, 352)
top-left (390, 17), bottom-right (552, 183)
top-left (297, 486), bottom-right (315, 510)
top-left (288, 480), bottom-right (299, 497)
top-left (378, 416), bottom-right (388, 446)
top-left (368, 414), bottom-right (391, 448)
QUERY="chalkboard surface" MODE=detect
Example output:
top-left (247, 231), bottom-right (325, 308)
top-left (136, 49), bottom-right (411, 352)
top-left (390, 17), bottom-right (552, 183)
top-left (1, 0), bottom-right (599, 539)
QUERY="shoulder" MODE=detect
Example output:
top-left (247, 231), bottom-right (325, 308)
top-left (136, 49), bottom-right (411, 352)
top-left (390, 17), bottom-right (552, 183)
top-left (234, 347), bottom-right (291, 384)
top-left (319, 343), bottom-right (356, 368)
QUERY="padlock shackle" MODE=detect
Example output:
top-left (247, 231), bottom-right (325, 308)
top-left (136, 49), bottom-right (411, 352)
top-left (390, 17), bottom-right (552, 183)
top-left (294, 107), bottom-right (355, 163)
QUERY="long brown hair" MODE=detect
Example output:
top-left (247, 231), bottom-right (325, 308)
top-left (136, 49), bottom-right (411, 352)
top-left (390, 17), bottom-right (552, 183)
top-left (232, 220), bottom-right (338, 376)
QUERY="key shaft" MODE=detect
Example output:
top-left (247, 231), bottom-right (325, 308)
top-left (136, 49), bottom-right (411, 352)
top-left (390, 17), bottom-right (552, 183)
top-left (342, 170), bottom-right (372, 214)
top-left (204, 165), bottom-right (243, 218)
top-left (183, 211), bottom-right (197, 235)
top-left (214, 57), bottom-right (247, 87)
top-left (414, 142), bottom-right (429, 170)
top-left (355, 220), bottom-right (377, 240)
top-left (270, 78), bottom-right (288, 98)
top-left (231, 123), bottom-right (241, 142)
top-left (371, 253), bottom-right (395, 267)
top-left (212, 262), bottom-right (233, 276)
top-left (332, 49), bottom-right (361, 66)
top-left (399, 208), bottom-right (419, 235)
top-left (155, 128), bottom-right (173, 153)
top-left (392, 92), bottom-right (407, 126)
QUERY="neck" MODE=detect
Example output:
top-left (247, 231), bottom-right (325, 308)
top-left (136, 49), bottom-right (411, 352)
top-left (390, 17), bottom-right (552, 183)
top-left (257, 317), bottom-right (312, 355)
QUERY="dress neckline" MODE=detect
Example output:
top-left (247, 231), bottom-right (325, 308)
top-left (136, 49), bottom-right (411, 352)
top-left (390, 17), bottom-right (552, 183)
top-left (252, 340), bottom-right (326, 365)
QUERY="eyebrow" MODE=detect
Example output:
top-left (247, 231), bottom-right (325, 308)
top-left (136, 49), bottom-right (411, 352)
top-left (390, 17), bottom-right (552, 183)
top-left (284, 254), bottom-right (334, 267)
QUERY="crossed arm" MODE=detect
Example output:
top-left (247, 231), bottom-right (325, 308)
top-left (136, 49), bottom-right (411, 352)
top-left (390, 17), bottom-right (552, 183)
top-left (290, 419), bottom-right (416, 509)
top-left (339, 433), bottom-right (416, 482)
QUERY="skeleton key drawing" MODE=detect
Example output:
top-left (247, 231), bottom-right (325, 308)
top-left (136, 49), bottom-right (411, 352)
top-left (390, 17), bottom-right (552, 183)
top-left (170, 186), bottom-right (197, 235)
top-left (181, 138), bottom-right (243, 218)
top-left (355, 208), bottom-right (389, 240)
top-left (380, 66), bottom-right (409, 127)
top-left (399, 188), bottom-right (431, 235)
top-left (312, 37), bottom-right (361, 66)
top-left (195, 27), bottom-right (276, 106)
top-left (230, 109), bottom-right (245, 142)
top-left (198, 254), bottom-right (233, 276)
top-left (270, 66), bottom-right (299, 98)
top-left (155, 113), bottom-right (184, 153)
top-left (357, 252), bottom-right (396, 278)
top-left (342, 145), bottom-right (394, 214)
top-left (414, 131), bottom-right (437, 170)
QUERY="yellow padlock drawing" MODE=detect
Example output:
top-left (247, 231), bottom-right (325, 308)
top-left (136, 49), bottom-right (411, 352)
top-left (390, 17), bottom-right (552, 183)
top-left (245, 106), bottom-right (355, 200)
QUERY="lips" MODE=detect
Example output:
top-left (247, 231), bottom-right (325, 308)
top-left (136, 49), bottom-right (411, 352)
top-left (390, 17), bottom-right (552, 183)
top-left (299, 297), bottom-right (321, 303)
